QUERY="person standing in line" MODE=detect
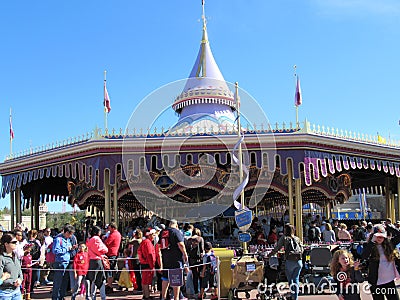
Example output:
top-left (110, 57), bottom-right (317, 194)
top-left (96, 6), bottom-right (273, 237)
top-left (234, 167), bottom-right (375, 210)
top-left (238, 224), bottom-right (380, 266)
top-left (103, 222), bottom-right (122, 294)
top-left (0, 233), bottom-right (23, 299)
top-left (131, 229), bottom-right (143, 293)
top-left (41, 227), bottom-right (53, 285)
top-left (269, 224), bottom-right (303, 300)
top-left (13, 230), bottom-right (26, 261)
top-left (138, 228), bottom-right (156, 300)
top-left (51, 225), bottom-right (77, 300)
top-left (71, 243), bottom-right (89, 300)
top-left (158, 219), bottom-right (189, 300)
top-left (67, 226), bottom-right (78, 296)
top-left (362, 224), bottom-right (400, 300)
top-left (86, 226), bottom-right (108, 300)
top-left (21, 243), bottom-right (33, 300)
top-left (26, 230), bottom-right (41, 292)
top-left (187, 228), bottom-right (204, 298)
top-left (322, 223), bottom-right (336, 243)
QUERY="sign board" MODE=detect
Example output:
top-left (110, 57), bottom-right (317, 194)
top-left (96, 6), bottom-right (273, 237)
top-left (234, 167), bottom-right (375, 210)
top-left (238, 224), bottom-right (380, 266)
top-left (238, 232), bottom-right (252, 243)
top-left (235, 209), bottom-right (252, 232)
top-left (168, 268), bottom-right (183, 287)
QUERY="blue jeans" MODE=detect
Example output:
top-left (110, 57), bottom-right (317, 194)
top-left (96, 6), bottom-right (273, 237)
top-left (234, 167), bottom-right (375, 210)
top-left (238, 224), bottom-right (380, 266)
top-left (52, 261), bottom-right (69, 300)
top-left (68, 262), bottom-right (77, 292)
top-left (285, 259), bottom-right (303, 300)
top-left (0, 288), bottom-right (22, 299)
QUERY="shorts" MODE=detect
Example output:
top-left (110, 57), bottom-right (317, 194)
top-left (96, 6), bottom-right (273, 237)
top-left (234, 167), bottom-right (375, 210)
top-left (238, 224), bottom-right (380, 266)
top-left (201, 273), bottom-right (216, 289)
top-left (107, 256), bottom-right (118, 278)
top-left (161, 261), bottom-right (183, 281)
top-left (141, 266), bottom-right (155, 285)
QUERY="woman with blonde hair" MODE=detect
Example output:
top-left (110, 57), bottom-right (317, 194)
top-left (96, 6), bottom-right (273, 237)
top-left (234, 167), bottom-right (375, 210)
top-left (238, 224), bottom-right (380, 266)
top-left (338, 223), bottom-right (351, 242)
top-left (322, 223), bottom-right (336, 243)
top-left (330, 249), bottom-right (363, 300)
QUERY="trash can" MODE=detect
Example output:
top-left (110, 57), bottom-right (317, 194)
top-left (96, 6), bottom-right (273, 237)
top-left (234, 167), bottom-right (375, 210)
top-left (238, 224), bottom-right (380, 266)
top-left (213, 248), bottom-right (236, 298)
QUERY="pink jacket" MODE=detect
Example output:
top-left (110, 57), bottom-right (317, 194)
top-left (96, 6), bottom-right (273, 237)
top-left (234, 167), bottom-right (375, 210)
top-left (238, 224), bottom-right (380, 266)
top-left (87, 236), bottom-right (108, 260)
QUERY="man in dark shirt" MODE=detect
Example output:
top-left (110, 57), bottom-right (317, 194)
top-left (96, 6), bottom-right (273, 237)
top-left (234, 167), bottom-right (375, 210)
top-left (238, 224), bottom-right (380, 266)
top-left (158, 219), bottom-right (188, 300)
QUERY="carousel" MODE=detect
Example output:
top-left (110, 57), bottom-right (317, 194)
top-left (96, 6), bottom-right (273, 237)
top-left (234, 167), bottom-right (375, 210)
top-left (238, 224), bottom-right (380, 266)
top-left (1, 6), bottom-right (400, 240)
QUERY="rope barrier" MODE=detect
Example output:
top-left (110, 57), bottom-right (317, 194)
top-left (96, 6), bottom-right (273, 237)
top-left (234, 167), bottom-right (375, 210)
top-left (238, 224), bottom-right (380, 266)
top-left (20, 261), bottom-right (214, 272)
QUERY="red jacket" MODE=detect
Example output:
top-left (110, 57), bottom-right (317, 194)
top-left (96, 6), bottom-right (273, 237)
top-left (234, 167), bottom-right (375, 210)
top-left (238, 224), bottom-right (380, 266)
top-left (104, 230), bottom-right (122, 257)
top-left (87, 236), bottom-right (108, 260)
top-left (73, 251), bottom-right (89, 276)
top-left (138, 238), bottom-right (156, 269)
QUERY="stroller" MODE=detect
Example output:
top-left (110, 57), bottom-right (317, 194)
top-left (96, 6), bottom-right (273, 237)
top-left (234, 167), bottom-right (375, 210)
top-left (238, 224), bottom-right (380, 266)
top-left (228, 254), bottom-right (264, 300)
top-left (303, 246), bottom-right (333, 295)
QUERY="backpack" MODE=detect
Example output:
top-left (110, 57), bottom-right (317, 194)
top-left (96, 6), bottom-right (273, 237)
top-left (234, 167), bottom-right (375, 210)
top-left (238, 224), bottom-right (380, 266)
top-left (206, 253), bottom-right (217, 275)
top-left (285, 237), bottom-right (303, 261)
top-left (186, 237), bottom-right (202, 263)
top-left (46, 237), bottom-right (62, 263)
top-left (159, 229), bottom-right (170, 250)
top-left (353, 227), bottom-right (366, 241)
top-left (28, 240), bottom-right (41, 261)
top-left (308, 227), bottom-right (318, 242)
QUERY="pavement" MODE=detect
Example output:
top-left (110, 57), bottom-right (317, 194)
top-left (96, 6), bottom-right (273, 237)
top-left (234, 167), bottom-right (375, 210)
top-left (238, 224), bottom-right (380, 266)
top-left (29, 281), bottom-right (389, 299)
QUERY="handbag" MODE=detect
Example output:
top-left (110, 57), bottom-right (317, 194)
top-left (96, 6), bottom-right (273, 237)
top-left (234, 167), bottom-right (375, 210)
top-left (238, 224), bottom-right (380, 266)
top-left (102, 255), bottom-right (111, 270)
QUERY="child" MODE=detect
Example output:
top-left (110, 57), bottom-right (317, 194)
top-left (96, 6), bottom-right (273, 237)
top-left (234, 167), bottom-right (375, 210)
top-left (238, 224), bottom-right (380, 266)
top-left (117, 248), bottom-right (134, 291)
top-left (330, 249), bottom-right (363, 300)
top-left (72, 243), bottom-right (89, 300)
top-left (21, 243), bottom-right (33, 300)
top-left (199, 242), bottom-right (218, 300)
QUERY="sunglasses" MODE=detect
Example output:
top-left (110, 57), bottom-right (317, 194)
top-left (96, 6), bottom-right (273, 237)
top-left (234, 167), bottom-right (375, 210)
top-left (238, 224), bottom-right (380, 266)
top-left (9, 241), bottom-right (18, 244)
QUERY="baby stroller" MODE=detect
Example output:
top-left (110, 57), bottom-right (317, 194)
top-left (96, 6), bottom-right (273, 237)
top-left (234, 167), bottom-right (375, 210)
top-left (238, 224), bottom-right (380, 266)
top-left (303, 246), bottom-right (333, 295)
top-left (228, 254), bottom-right (264, 300)
top-left (257, 255), bottom-right (289, 300)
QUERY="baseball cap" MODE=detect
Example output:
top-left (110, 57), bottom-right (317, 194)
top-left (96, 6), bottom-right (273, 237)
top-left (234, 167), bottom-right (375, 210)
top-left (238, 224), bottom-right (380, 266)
top-left (373, 224), bottom-right (387, 238)
top-left (145, 229), bottom-right (156, 236)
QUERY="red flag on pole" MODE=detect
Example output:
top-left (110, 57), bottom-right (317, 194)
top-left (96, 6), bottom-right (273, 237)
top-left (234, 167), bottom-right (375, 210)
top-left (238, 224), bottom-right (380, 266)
top-left (9, 109), bottom-right (14, 140)
top-left (104, 81), bottom-right (111, 113)
top-left (294, 76), bottom-right (302, 106)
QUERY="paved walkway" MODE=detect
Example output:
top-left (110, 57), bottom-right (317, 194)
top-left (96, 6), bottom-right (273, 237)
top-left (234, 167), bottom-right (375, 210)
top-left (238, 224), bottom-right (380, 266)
top-left (29, 281), bottom-right (385, 299)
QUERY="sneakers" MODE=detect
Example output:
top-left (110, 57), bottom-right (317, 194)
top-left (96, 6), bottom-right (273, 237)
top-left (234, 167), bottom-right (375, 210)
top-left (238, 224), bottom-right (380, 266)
top-left (42, 280), bottom-right (53, 286)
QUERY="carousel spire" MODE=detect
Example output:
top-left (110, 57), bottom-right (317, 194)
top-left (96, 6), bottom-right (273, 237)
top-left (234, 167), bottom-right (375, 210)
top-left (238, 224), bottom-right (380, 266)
top-left (171, 0), bottom-right (235, 120)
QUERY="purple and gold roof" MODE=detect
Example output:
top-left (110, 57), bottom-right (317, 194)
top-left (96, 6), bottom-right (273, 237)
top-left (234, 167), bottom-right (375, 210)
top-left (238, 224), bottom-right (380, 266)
top-left (171, 16), bottom-right (236, 133)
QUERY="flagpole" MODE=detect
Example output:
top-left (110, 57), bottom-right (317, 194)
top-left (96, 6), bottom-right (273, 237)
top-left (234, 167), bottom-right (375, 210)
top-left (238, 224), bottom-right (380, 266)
top-left (235, 82), bottom-right (249, 253)
top-left (104, 70), bottom-right (108, 132)
top-left (9, 107), bottom-right (13, 157)
top-left (294, 65), bottom-right (299, 128)
top-left (235, 82), bottom-right (245, 210)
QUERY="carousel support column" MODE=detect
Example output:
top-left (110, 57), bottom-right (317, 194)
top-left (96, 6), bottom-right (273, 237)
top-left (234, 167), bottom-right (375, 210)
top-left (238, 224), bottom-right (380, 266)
top-left (34, 195), bottom-right (40, 230)
top-left (325, 202), bottom-right (331, 220)
top-left (113, 184), bottom-right (118, 228)
top-left (295, 178), bottom-right (303, 241)
top-left (385, 178), bottom-right (391, 219)
top-left (104, 170), bottom-right (111, 226)
top-left (287, 159), bottom-right (294, 225)
top-left (10, 190), bottom-right (15, 230)
top-left (391, 193), bottom-right (396, 222)
top-left (15, 187), bottom-right (22, 225)
top-left (398, 177), bottom-right (400, 221)
top-left (31, 192), bottom-right (38, 230)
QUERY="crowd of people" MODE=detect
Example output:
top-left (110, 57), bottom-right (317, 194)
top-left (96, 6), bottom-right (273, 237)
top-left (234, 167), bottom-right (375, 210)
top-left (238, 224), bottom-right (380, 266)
top-left (0, 219), bottom-right (218, 300)
top-left (2, 214), bottom-right (400, 300)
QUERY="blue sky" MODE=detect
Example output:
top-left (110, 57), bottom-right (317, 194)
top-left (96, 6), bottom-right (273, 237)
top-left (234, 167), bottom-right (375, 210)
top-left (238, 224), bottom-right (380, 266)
top-left (1, 0), bottom-right (400, 212)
